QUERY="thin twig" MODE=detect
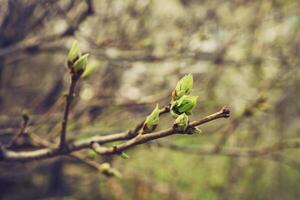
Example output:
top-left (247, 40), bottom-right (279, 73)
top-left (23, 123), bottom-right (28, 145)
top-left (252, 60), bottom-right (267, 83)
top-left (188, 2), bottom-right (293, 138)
top-left (59, 74), bottom-right (79, 148)
top-left (0, 108), bottom-right (229, 161)
top-left (6, 113), bottom-right (30, 148)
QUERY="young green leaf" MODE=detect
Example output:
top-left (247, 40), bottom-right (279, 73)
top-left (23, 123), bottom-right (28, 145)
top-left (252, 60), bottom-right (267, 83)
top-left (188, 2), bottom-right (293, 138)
top-left (173, 74), bottom-right (193, 100)
top-left (100, 163), bottom-right (122, 178)
top-left (144, 104), bottom-right (160, 132)
top-left (67, 41), bottom-right (81, 63)
top-left (100, 163), bottom-right (111, 171)
top-left (174, 113), bottom-right (189, 131)
top-left (186, 127), bottom-right (202, 135)
top-left (73, 54), bottom-right (89, 72)
top-left (193, 127), bottom-right (202, 134)
top-left (119, 152), bottom-right (130, 159)
top-left (82, 63), bottom-right (98, 79)
top-left (86, 150), bottom-right (97, 160)
top-left (171, 95), bottom-right (198, 117)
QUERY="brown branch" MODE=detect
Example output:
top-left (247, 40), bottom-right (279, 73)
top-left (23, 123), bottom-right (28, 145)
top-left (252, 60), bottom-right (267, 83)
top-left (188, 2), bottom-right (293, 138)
top-left (6, 113), bottom-right (30, 148)
top-left (87, 107), bottom-right (230, 155)
top-left (0, 108), bottom-right (229, 162)
top-left (59, 74), bottom-right (79, 148)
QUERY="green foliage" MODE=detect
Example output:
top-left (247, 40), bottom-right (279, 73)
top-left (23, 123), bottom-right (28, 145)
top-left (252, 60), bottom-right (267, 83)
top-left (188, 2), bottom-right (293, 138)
top-left (100, 163), bottom-right (122, 178)
top-left (185, 127), bottom-right (202, 135)
top-left (171, 95), bottom-right (198, 117)
top-left (67, 41), bottom-right (81, 63)
top-left (171, 74), bottom-right (198, 119)
top-left (144, 104), bottom-right (160, 132)
top-left (4, 1), bottom-right (300, 199)
top-left (67, 41), bottom-right (96, 78)
top-left (120, 152), bottom-right (130, 159)
top-left (174, 113), bottom-right (189, 131)
top-left (73, 53), bottom-right (89, 72)
top-left (82, 63), bottom-right (98, 78)
top-left (173, 74), bottom-right (193, 100)
top-left (86, 150), bottom-right (98, 160)
top-left (191, 127), bottom-right (202, 134)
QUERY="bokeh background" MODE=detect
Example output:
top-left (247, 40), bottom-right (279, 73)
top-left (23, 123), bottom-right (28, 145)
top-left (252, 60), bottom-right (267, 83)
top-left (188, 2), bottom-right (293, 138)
top-left (0, 0), bottom-right (300, 199)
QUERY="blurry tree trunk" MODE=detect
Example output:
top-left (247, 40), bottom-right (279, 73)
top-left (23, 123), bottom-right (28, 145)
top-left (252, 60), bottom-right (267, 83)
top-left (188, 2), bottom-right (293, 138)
top-left (220, 119), bottom-right (263, 200)
top-left (134, 179), bottom-right (147, 200)
top-left (0, 56), bottom-right (4, 111)
top-left (47, 159), bottom-right (68, 197)
top-left (38, 77), bottom-right (64, 113)
top-left (107, 178), bottom-right (129, 200)
top-left (220, 158), bottom-right (241, 200)
top-left (268, 109), bottom-right (289, 200)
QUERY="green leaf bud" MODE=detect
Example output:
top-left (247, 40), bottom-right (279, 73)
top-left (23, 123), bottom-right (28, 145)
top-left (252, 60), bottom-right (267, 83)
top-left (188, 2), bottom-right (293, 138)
top-left (173, 74), bottom-right (193, 100)
top-left (82, 63), bottom-right (98, 79)
top-left (144, 104), bottom-right (160, 132)
top-left (174, 113), bottom-right (189, 131)
top-left (186, 127), bottom-right (202, 135)
top-left (119, 152), bottom-right (130, 159)
top-left (193, 127), bottom-right (202, 134)
top-left (73, 53), bottom-right (89, 72)
top-left (67, 41), bottom-right (81, 63)
top-left (171, 95), bottom-right (198, 117)
top-left (100, 163), bottom-right (122, 178)
top-left (100, 163), bottom-right (111, 171)
top-left (86, 150), bottom-right (97, 160)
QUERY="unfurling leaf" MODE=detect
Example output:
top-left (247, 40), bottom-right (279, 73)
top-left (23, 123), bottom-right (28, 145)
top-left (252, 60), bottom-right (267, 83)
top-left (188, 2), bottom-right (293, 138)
top-left (100, 163), bottom-right (122, 178)
top-left (120, 152), bottom-right (130, 159)
top-left (193, 127), bottom-right (202, 134)
top-left (86, 150), bottom-right (97, 160)
top-left (172, 74), bottom-right (193, 100)
top-left (144, 104), bottom-right (160, 132)
top-left (186, 127), bottom-right (202, 135)
top-left (67, 41), bottom-right (81, 63)
top-left (100, 163), bottom-right (111, 171)
top-left (82, 63), bottom-right (98, 78)
top-left (174, 113), bottom-right (189, 131)
top-left (73, 54), bottom-right (89, 72)
top-left (171, 95), bottom-right (198, 117)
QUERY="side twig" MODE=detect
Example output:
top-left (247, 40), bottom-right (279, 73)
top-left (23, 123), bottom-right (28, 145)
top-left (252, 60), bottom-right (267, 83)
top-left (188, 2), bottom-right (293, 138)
top-left (0, 107), bottom-right (229, 162)
top-left (6, 113), bottom-right (30, 148)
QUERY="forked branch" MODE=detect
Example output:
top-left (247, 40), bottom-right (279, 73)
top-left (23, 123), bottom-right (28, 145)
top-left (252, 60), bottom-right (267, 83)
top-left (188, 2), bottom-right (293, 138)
top-left (0, 108), bottom-right (229, 162)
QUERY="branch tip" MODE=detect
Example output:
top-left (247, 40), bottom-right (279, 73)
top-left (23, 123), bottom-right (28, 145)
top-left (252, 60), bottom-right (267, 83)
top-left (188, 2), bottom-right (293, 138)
top-left (221, 107), bottom-right (230, 118)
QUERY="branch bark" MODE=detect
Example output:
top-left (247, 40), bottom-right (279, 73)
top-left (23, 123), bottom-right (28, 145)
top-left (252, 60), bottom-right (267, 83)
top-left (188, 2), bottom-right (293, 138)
top-left (59, 74), bottom-right (79, 148)
top-left (0, 107), bottom-right (229, 162)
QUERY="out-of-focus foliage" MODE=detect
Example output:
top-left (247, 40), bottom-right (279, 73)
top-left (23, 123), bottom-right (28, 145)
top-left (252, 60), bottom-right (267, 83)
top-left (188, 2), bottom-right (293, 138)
top-left (0, 0), bottom-right (300, 200)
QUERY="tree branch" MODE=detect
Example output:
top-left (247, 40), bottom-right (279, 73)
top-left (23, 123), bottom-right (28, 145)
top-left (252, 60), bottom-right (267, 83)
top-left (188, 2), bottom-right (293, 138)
top-left (59, 74), bottom-right (79, 148)
top-left (6, 113), bottom-right (29, 148)
top-left (0, 107), bottom-right (229, 162)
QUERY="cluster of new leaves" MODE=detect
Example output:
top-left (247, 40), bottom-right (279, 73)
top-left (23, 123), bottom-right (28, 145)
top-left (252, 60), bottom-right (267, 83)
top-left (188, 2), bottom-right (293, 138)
top-left (67, 41), bottom-right (97, 78)
top-left (0, 41), bottom-right (227, 175)
top-left (66, 42), bottom-right (200, 136)
top-left (144, 74), bottom-right (201, 134)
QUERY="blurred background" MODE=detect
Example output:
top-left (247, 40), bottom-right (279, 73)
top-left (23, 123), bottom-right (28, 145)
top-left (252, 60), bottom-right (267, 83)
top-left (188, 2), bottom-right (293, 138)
top-left (0, 0), bottom-right (300, 199)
